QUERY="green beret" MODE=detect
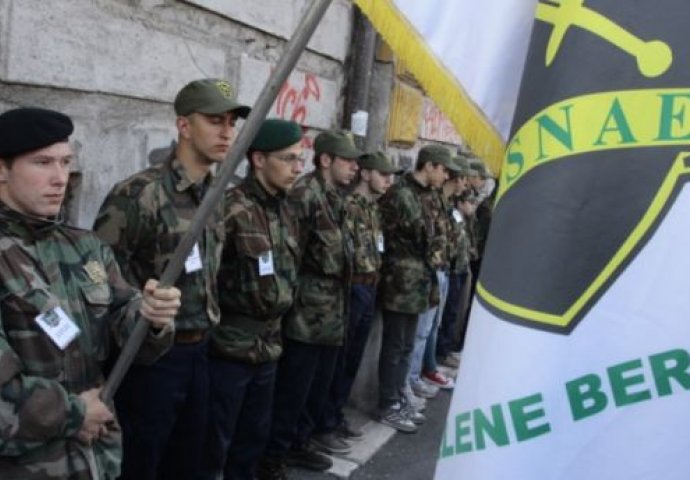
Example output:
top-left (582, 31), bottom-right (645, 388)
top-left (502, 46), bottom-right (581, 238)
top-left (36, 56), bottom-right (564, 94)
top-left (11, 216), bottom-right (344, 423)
top-left (174, 78), bottom-right (250, 117)
top-left (250, 119), bottom-right (303, 152)
top-left (314, 130), bottom-right (362, 160)
top-left (358, 151), bottom-right (402, 174)
top-left (0, 107), bottom-right (74, 158)
top-left (417, 144), bottom-right (462, 172)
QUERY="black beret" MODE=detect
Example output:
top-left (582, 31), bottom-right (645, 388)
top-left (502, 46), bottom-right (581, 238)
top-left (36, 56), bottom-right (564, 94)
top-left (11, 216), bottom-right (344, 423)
top-left (0, 107), bottom-right (74, 158)
top-left (250, 119), bottom-right (303, 152)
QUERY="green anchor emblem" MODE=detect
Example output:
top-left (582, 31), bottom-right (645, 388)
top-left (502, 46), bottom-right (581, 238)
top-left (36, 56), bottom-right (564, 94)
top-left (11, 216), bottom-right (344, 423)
top-left (536, 0), bottom-right (673, 77)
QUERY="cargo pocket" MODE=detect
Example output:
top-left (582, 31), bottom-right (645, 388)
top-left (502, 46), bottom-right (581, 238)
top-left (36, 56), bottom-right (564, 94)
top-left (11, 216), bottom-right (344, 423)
top-left (80, 282), bottom-right (112, 360)
top-left (298, 276), bottom-right (335, 314)
top-left (315, 230), bottom-right (343, 276)
top-left (236, 233), bottom-right (276, 307)
top-left (81, 282), bottom-right (112, 317)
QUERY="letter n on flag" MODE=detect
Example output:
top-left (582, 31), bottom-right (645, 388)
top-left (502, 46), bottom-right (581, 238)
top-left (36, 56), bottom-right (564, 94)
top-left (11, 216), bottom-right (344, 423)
top-left (432, 1), bottom-right (690, 479)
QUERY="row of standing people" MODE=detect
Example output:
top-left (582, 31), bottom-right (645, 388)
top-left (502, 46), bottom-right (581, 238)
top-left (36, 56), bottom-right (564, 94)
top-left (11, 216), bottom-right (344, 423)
top-left (0, 76), bottom-right (492, 480)
top-left (375, 145), bottom-right (492, 436)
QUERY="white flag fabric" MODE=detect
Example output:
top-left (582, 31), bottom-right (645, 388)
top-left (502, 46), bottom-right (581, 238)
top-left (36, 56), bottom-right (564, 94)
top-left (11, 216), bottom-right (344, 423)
top-left (353, 0), bottom-right (537, 173)
top-left (357, 1), bottom-right (690, 479)
top-left (438, 0), bottom-right (690, 478)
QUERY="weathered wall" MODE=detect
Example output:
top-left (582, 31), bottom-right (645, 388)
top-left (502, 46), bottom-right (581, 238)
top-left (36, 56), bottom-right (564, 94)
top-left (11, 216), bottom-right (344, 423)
top-left (0, 0), bottom-right (352, 226)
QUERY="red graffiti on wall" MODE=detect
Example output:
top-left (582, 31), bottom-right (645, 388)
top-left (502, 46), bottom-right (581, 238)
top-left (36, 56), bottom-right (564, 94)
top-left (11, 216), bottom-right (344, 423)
top-left (422, 101), bottom-right (461, 144)
top-left (275, 74), bottom-right (321, 125)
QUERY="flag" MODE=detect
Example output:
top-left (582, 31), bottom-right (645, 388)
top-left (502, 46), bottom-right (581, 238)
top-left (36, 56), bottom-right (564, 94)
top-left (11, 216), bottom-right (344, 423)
top-left (352, 0), bottom-right (538, 173)
top-left (437, 1), bottom-right (690, 479)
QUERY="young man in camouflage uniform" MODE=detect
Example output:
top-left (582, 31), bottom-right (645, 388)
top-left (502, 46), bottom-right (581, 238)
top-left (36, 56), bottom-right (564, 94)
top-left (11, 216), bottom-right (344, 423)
top-left (407, 146), bottom-right (461, 401)
top-left (259, 130), bottom-right (360, 478)
top-left (461, 158), bottom-right (490, 334)
top-left (94, 78), bottom-right (249, 480)
top-left (377, 144), bottom-right (459, 432)
top-left (436, 155), bottom-right (472, 369)
top-left (313, 151), bottom-right (399, 452)
top-left (199, 119), bottom-right (303, 480)
top-left (0, 107), bottom-right (181, 480)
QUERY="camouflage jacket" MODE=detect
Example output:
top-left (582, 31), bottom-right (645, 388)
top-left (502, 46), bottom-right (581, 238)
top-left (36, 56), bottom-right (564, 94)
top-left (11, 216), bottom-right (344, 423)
top-left (378, 173), bottom-right (436, 314)
top-left (284, 171), bottom-right (350, 346)
top-left (424, 190), bottom-right (450, 271)
top-left (343, 192), bottom-right (382, 276)
top-left (450, 198), bottom-right (470, 273)
top-left (442, 195), bottom-right (467, 273)
top-left (0, 203), bottom-right (172, 480)
top-left (475, 195), bottom-right (494, 257)
top-left (94, 155), bottom-right (224, 332)
top-left (210, 175), bottom-right (299, 364)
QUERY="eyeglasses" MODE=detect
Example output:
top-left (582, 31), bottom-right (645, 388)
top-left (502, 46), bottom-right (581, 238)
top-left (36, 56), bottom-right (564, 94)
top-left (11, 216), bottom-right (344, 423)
top-left (268, 153), bottom-right (306, 164)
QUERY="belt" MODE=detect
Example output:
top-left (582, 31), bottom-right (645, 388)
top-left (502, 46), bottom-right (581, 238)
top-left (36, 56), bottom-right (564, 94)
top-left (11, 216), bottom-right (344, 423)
top-left (174, 329), bottom-right (207, 344)
top-left (350, 273), bottom-right (379, 286)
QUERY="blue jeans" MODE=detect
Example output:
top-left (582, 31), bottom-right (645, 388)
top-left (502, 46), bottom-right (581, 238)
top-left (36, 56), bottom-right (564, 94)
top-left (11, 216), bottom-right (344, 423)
top-left (437, 271), bottom-right (468, 358)
top-left (116, 340), bottom-right (209, 480)
top-left (409, 270), bottom-right (449, 382)
top-left (199, 358), bottom-right (277, 480)
top-left (319, 284), bottom-right (377, 431)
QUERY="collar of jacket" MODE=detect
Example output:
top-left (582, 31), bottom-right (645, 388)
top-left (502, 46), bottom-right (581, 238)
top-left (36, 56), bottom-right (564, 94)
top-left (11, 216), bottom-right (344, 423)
top-left (243, 174), bottom-right (285, 208)
top-left (403, 171), bottom-right (433, 193)
top-left (168, 155), bottom-right (214, 197)
top-left (0, 200), bottom-right (65, 239)
top-left (348, 191), bottom-right (374, 207)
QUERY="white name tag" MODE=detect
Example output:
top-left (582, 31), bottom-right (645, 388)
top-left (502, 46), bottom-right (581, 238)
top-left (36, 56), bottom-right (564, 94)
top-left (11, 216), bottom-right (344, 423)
top-left (258, 250), bottom-right (275, 276)
top-left (377, 233), bottom-right (385, 253)
top-left (35, 306), bottom-right (81, 350)
top-left (185, 243), bottom-right (203, 273)
top-left (452, 209), bottom-right (464, 224)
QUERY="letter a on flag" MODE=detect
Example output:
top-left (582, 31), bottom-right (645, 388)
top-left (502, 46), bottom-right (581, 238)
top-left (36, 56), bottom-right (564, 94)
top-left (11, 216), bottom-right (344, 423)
top-left (434, 1), bottom-right (690, 479)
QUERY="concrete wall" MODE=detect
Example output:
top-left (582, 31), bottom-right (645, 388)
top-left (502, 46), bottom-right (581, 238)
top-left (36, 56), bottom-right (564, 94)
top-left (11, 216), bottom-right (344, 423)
top-left (0, 0), bottom-right (465, 418)
top-left (0, 0), bottom-right (352, 226)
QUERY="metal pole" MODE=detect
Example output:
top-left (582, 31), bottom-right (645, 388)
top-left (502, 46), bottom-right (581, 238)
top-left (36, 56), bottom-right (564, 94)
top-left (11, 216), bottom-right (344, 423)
top-left (101, 0), bottom-right (334, 403)
top-left (344, 7), bottom-right (377, 150)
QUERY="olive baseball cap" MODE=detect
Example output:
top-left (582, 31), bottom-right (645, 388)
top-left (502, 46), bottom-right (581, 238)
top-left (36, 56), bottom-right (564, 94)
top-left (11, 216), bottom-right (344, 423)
top-left (174, 78), bottom-right (250, 117)
top-left (417, 144), bottom-right (462, 172)
top-left (314, 130), bottom-right (362, 160)
top-left (453, 155), bottom-right (471, 175)
top-left (469, 158), bottom-right (490, 178)
top-left (358, 151), bottom-right (402, 174)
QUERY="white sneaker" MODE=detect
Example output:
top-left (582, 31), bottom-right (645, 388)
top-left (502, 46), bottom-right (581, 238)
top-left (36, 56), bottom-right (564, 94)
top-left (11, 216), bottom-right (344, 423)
top-left (411, 379), bottom-right (439, 398)
top-left (401, 384), bottom-right (427, 412)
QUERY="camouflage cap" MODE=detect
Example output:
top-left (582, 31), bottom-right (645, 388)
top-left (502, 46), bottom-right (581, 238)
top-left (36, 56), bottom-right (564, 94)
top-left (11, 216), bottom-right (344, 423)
top-left (453, 155), bottom-right (471, 175)
top-left (0, 107), bottom-right (74, 158)
top-left (358, 151), bottom-right (402, 174)
top-left (250, 119), bottom-right (303, 152)
top-left (417, 144), bottom-right (462, 172)
top-left (469, 158), bottom-right (490, 178)
top-left (314, 130), bottom-right (362, 160)
top-left (174, 78), bottom-right (250, 117)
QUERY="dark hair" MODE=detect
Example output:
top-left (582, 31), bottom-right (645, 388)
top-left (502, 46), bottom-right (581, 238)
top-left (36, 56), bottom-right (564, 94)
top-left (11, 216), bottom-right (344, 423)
top-left (313, 151), bottom-right (333, 169)
top-left (415, 157), bottom-right (442, 171)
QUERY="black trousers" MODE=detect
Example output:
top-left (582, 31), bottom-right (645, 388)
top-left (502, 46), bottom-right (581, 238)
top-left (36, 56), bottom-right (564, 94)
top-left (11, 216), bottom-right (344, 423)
top-left (265, 339), bottom-right (339, 457)
top-left (199, 358), bottom-right (277, 480)
top-left (116, 341), bottom-right (209, 480)
top-left (378, 310), bottom-right (419, 409)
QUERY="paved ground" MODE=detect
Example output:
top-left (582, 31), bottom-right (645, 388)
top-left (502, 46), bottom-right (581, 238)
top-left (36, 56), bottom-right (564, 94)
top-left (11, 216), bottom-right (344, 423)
top-left (290, 388), bottom-right (453, 480)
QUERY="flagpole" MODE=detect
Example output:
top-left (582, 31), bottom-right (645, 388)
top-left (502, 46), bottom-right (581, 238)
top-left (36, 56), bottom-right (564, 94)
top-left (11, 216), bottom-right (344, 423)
top-left (101, 0), bottom-right (334, 403)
